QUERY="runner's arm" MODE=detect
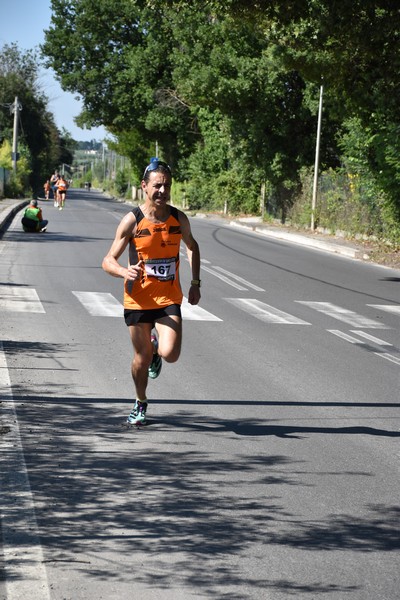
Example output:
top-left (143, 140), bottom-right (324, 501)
top-left (102, 213), bottom-right (143, 281)
top-left (179, 211), bottom-right (201, 305)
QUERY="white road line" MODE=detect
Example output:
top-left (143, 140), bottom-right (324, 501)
top-left (0, 285), bottom-right (45, 313)
top-left (212, 266), bottom-right (265, 291)
top-left (72, 291), bottom-right (222, 321)
top-left (201, 265), bottom-right (248, 290)
top-left (0, 342), bottom-right (51, 600)
top-left (181, 297), bottom-right (222, 321)
top-left (328, 331), bottom-right (400, 366)
top-left (225, 298), bottom-right (311, 324)
top-left (350, 331), bottom-right (393, 346)
top-left (367, 304), bottom-right (400, 315)
top-left (180, 252), bottom-right (211, 264)
top-left (72, 291), bottom-right (123, 316)
top-left (375, 353), bottom-right (400, 365)
top-left (297, 301), bottom-right (389, 328)
top-left (180, 254), bottom-right (261, 290)
top-left (328, 330), bottom-right (366, 344)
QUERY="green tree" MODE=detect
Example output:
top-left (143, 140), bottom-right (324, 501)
top-left (195, 0), bottom-right (400, 222)
top-left (42, 0), bottom-right (193, 171)
top-left (0, 139), bottom-right (31, 197)
top-left (42, 2), bottom-right (333, 213)
top-left (0, 43), bottom-right (69, 193)
top-left (58, 127), bottom-right (77, 172)
top-left (42, 0), bottom-right (400, 236)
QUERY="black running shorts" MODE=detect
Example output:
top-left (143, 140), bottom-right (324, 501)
top-left (124, 303), bottom-right (182, 326)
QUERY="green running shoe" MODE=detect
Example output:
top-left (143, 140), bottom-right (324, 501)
top-left (148, 352), bottom-right (162, 379)
top-left (127, 401), bottom-right (148, 425)
top-left (148, 333), bottom-right (162, 379)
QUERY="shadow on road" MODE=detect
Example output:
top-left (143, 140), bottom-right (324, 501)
top-left (2, 337), bottom-right (399, 597)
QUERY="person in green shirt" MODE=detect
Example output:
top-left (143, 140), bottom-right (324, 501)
top-left (21, 199), bottom-right (48, 232)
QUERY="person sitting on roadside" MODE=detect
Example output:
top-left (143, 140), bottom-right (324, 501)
top-left (21, 199), bottom-right (48, 232)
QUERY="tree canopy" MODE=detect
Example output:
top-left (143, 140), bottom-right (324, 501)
top-left (42, 0), bottom-right (400, 239)
top-left (0, 43), bottom-right (75, 194)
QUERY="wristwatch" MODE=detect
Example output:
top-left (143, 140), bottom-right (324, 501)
top-left (191, 279), bottom-right (201, 287)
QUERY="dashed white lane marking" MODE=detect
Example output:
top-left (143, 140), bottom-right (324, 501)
top-left (297, 301), bottom-right (389, 328)
top-left (212, 265), bottom-right (265, 291)
top-left (328, 330), bottom-right (400, 365)
top-left (375, 353), bottom-right (400, 365)
top-left (0, 285), bottom-right (45, 313)
top-left (183, 253), bottom-right (257, 290)
top-left (328, 330), bottom-right (365, 344)
top-left (0, 342), bottom-right (51, 600)
top-left (225, 298), bottom-right (311, 324)
top-left (350, 331), bottom-right (393, 346)
top-left (201, 264), bottom-right (248, 290)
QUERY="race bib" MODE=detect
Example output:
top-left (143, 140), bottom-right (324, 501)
top-left (144, 257), bottom-right (176, 281)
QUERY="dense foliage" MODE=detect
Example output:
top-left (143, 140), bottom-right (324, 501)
top-left (0, 43), bottom-right (75, 196)
top-left (42, 1), bottom-right (400, 242)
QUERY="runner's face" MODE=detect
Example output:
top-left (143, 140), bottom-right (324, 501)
top-left (143, 171), bottom-right (171, 206)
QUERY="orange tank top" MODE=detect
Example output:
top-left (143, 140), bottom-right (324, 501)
top-left (58, 180), bottom-right (67, 192)
top-left (123, 206), bottom-right (183, 310)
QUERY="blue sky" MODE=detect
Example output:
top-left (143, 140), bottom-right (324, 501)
top-left (1, 0), bottom-right (107, 142)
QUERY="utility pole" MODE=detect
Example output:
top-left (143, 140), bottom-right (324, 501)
top-left (260, 182), bottom-right (266, 219)
top-left (11, 96), bottom-right (22, 174)
top-left (311, 83), bottom-right (323, 231)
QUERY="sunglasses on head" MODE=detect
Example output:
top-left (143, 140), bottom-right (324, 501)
top-left (143, 158), bottom-right (171, 178)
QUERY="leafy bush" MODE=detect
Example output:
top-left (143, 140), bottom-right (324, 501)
top-left (115, 169), bottom-right (129, 196)
top-left (0, 139), bottom-right (31, 197)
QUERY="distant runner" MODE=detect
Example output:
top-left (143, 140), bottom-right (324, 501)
top-left (50, 171), bottom-right (60, 207)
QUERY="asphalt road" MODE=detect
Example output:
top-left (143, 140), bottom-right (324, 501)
top-left (1, 189), bottom-right (399, 599)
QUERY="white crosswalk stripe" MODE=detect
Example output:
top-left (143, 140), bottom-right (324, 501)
top-left (2, 285), bottom-right (398, 340)
top-left (181, 297), bottom-right (222, 321)
top-left (296, 301), bottom-right (390, 328)
top-left (3, 287), bottom-right (399, 365)
top-left (72, 292), bottom-right (222, 321)
top-left (0, 285), bottom-right (45, 313)
top-left (367, 304), bottom-right (400, 315)
top-left (72, 291), bottom-right (122, 316)
top-left (225, 298), bottom-right (311, 324)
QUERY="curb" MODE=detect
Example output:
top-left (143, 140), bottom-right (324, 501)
top-left (229, 220), bottom-right (365, 260)
top-left (0, 200), bottom-right (29, 237)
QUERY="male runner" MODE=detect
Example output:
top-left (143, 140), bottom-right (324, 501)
top-left (50, 171), bottom-right (60, 207)
top-left (102, 159), bottom-right (201, 425)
